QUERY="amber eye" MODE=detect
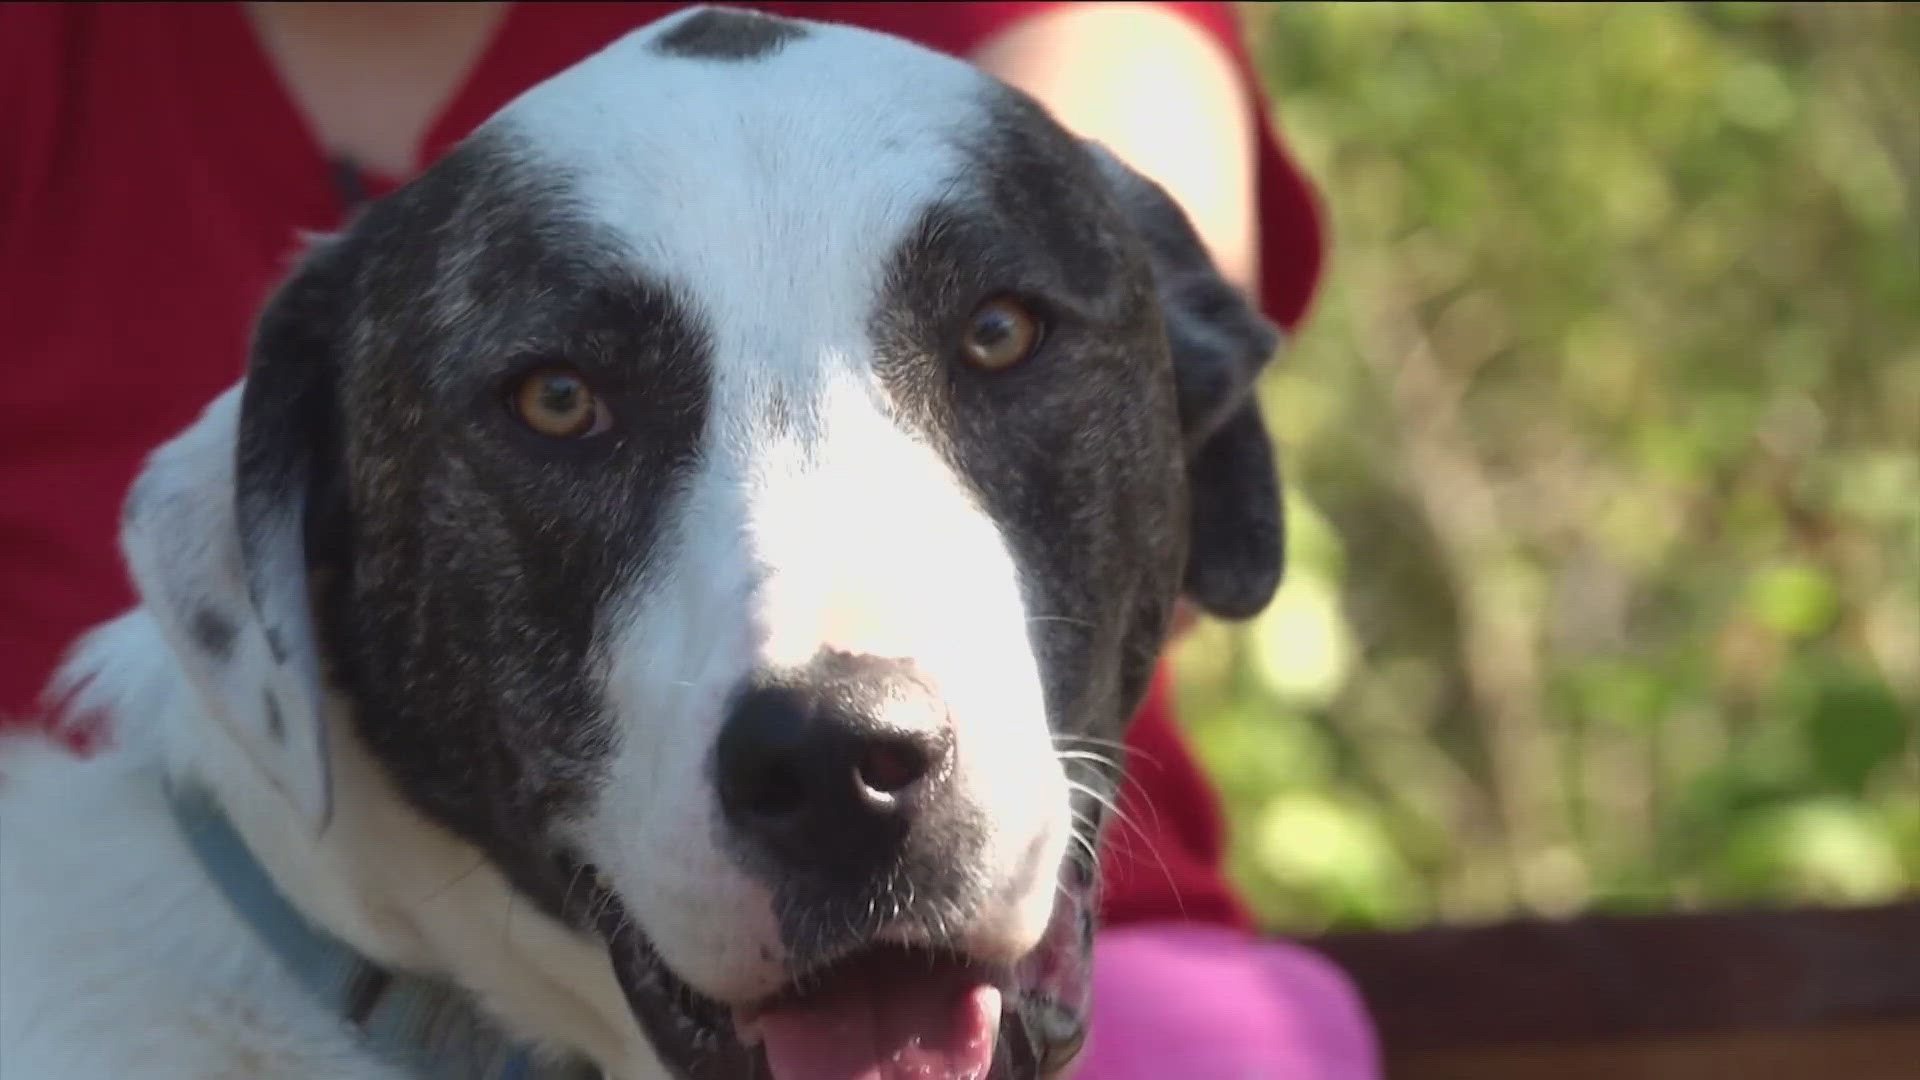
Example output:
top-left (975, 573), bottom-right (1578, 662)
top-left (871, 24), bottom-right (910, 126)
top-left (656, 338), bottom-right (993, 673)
top-left (960, 297), bottom-right (1042, 371)
top-left (510, 366), bottom-right (610, 438)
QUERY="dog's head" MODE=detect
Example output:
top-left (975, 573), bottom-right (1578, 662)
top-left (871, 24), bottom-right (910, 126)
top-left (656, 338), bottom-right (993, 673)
top-left (122, 8), bottom-right (1282, 1078)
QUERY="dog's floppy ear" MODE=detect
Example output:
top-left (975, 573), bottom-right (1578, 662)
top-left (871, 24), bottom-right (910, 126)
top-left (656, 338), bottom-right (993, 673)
top-left (1089, 145), bottom-right (1285, 619)
top-left (121, 237), bottom-right (349, 831)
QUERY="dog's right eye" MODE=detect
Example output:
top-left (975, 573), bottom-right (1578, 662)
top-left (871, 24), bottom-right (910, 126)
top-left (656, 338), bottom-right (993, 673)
top-left (960, 297), bottom-right (1043, 372)
top-left (509, 366), bottom-right (612, 439)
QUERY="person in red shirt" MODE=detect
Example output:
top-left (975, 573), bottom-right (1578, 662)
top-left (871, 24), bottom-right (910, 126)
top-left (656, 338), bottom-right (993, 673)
top-left (1, 3), bottom-right (1373, 1075)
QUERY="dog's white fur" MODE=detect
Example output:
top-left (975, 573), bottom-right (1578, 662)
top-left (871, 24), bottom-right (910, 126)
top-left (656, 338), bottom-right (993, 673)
top-left (3, 393), bottom-right (668, 1079)
top-left (507, 11), bottom-right (1070, 1005)
top-left (2, 11), bottom-right (1077, 1078)
top-left (590, 362), bottom-right (1068, 1003)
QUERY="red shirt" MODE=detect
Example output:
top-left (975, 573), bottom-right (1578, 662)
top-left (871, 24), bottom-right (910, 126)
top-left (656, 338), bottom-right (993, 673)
top-left (1, 2), bottom-right (1322, 929)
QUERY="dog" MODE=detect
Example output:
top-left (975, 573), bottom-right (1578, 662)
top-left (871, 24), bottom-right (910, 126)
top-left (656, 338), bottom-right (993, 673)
top-left (0, 8), bottom-right (1283, 1078)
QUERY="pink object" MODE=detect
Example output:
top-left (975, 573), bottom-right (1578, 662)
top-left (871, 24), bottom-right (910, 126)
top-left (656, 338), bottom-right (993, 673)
top-left (1079, 924), bottom-right (1381, 1080)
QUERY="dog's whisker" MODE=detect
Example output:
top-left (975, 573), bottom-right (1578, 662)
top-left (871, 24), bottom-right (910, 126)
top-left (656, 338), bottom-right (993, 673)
top-left (1066, 778), bottom-right (1127, 821)
top-left (1052, 730), bottom-right (1161, 768)
top-left (1065, 813), bottom-right (1102, 866)
top-left (1068, 778), bottom-right (1141, 853)
top-left (1066, 777), bottom-right (1187, 915)
top-left (1054, 749), bottom-right (1125, 776)
top-left (1024, 614), bottom-right (1095, 630)
top-left (1059, 730), bottom-right (1128, 749)
top-left (558, 861), bottom-right (598, 924)
top-left (1054, 747), bottom-right (1121, 761)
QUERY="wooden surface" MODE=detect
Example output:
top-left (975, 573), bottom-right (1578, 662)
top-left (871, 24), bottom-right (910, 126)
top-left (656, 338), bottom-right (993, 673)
top-left (1308, 900), bottom-right (1920, 1079)
top-left (1386, 1019), bottom-right (1920, 1080)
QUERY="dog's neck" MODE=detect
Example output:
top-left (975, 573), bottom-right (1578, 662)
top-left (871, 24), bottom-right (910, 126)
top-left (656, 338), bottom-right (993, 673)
top-left (84, 610), bottom-right (671, 1079)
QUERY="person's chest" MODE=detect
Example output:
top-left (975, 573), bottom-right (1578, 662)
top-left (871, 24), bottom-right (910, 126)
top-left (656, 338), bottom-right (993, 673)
top-left (0, 5), bottom-right (347, 717)
top-left (5, 7), bottom-right (344, 457)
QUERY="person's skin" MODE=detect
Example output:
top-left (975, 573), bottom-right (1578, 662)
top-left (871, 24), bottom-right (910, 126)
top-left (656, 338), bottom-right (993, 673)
top-left (969, 3), bottom-right (1259, 296)
top-left (245, 0), bottom-right (1257, 633)
top-left (245, 2), bottom-right (511, 180)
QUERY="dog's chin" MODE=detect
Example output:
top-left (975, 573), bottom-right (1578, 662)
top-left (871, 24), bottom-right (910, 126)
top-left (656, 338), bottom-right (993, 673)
top-left (594, 885), bottom-right (1093, 1080)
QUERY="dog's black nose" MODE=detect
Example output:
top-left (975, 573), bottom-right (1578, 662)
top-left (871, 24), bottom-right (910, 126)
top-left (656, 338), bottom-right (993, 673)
top-left (716, 656), bottom-right (952, 880)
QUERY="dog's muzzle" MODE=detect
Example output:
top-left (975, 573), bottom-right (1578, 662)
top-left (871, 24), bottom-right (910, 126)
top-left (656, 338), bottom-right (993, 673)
top-left (586, 653), bottom-right (1091, 1079)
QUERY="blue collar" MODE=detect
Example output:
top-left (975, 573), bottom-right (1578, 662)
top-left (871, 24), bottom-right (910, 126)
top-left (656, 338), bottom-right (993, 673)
top-left (166, 785), bottom-right (602, 1080)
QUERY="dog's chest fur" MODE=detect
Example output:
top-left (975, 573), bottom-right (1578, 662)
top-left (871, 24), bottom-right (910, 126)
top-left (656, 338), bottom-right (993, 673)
top-left (0, 613), bottom-right (670, 1079)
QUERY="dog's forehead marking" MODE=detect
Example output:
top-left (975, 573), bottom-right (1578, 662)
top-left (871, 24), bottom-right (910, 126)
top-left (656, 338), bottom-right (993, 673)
top-left (488, 13), bottom-right (995, 423)
top-left (652, 7), bottom-right (809, 61)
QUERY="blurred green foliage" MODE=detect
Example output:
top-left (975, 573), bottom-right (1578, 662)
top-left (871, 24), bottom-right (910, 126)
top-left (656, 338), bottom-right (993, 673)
top-left (1181, 2), bottom-right (1920, 932)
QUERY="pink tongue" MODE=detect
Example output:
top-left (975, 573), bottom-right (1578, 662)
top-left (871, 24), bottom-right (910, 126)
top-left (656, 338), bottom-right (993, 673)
top-left (753, 958), bottom-right (1001, 1080)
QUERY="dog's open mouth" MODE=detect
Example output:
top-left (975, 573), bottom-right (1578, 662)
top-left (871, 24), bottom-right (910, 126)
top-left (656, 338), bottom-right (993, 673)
top-left (595, 881), bottom-right (1091, 1080)
top-left (733, 944), bottom-right (1004, 1079)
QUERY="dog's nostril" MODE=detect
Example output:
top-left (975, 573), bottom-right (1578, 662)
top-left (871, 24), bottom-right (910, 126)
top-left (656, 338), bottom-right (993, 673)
top-left (855, 737), bottom-right (929, 797)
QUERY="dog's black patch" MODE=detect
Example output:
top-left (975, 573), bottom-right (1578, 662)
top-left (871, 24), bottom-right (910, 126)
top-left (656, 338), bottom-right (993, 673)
top-left (189, 606), bottom-right (237, 661)
top-left (1181, 404), bottom-right (1283, 617)
top-left (870, 87), bottom-right (1190, 770)
top-left (236, 132), bottom-right (712, 918)
top-left (654, 8), bottom-right (807, 61)
top-left (866, 86), bottom-right (1282, 875)
top-left (1085, 144), bottom-right (1285, 617)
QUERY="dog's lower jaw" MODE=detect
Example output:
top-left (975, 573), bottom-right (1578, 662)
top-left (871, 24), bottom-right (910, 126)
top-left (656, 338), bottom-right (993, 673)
top-left (597, 882), bottom-right (1093, 1080)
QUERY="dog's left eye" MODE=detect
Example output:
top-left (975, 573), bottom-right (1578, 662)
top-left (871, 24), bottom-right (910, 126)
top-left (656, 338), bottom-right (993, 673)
top-left (510, 366), bottom-right (612, 438)
top-left (960, 297), bottom-right (1043, 372)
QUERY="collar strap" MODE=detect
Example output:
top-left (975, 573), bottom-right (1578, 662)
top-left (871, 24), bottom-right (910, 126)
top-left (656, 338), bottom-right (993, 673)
top-left (166, 784), bottom-right (600, 1079)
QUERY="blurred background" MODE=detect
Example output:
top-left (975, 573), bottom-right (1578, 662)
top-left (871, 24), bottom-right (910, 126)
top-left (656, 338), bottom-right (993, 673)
top-left (1175, 1), bottom-right (1919, 934)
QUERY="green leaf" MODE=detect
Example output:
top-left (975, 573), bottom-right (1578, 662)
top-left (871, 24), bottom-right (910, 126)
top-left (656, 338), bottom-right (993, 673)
top-left (1801, 667), bottom-right (1915, 794)
top-left (1748, 563), bottom-right (1840, 639)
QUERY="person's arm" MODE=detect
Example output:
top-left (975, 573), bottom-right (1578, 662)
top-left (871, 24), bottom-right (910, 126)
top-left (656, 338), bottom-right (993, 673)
top-left (969, 3), bottom-right (1261, 296)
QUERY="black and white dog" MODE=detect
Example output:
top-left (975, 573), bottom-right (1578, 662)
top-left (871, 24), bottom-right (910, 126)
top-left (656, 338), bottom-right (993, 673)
top-left (0, 9), bottom-right (1282, 1079)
